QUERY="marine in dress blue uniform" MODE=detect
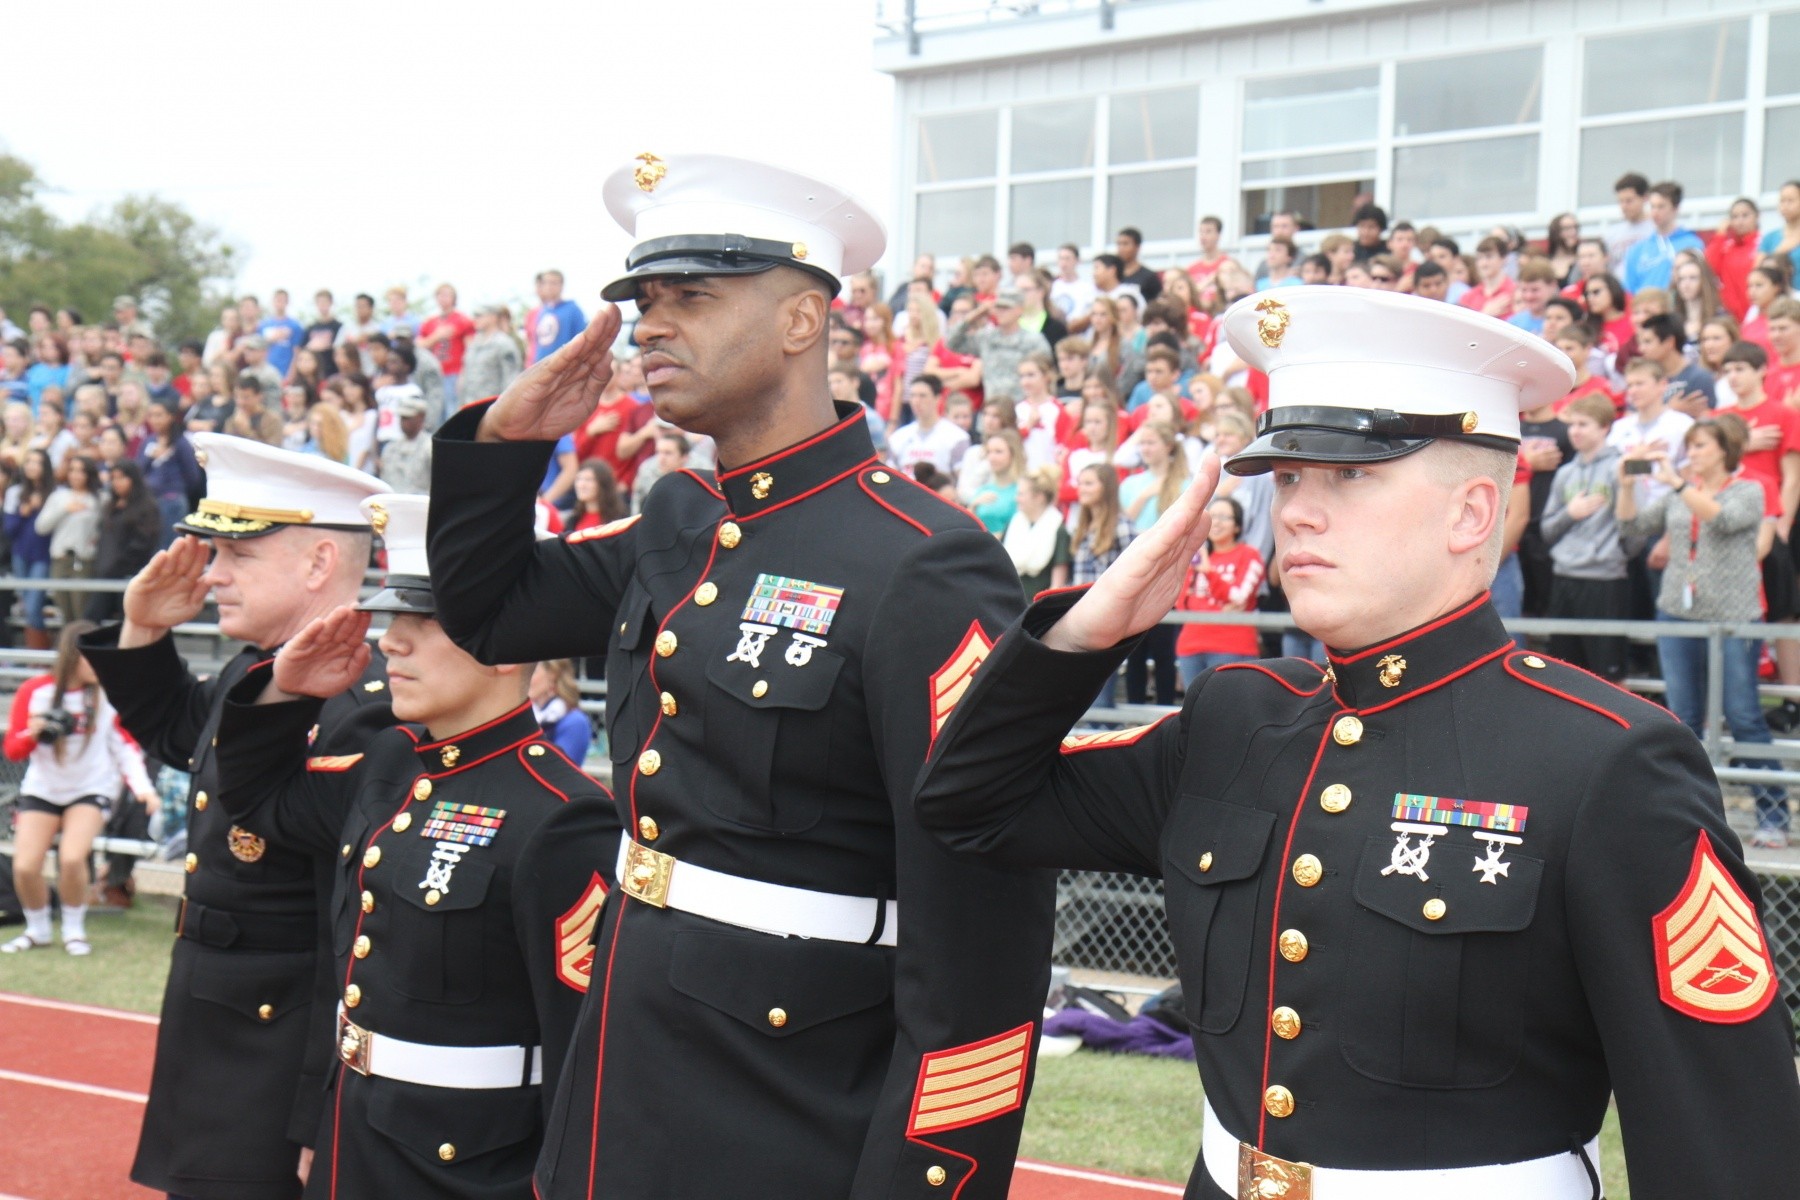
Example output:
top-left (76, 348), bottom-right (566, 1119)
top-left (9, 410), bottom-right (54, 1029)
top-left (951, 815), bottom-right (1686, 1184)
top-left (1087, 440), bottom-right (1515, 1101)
top-left (211, 495), bottom-right (621, 1200)
top-left (915, 288), bottom-right (1800, 1199)
top-left (425, 153), bottom-right (1057, 1198)
top-left (80, 437), bottom-right (394, 1200)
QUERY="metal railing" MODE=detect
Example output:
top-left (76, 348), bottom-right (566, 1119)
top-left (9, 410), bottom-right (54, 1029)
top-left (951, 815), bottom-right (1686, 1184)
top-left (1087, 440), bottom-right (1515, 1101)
top-left (875, 0), bottom-right (1117, 53)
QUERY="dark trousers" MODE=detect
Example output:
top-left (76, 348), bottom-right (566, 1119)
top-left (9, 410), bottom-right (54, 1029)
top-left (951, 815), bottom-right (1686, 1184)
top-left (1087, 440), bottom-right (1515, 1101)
top-left (1548, 575), bottom-right (1631, 681)
top-left (1125, 623), bottom-right (1180, 705)
top-left (1518, 525), bottom-right (1556, 618)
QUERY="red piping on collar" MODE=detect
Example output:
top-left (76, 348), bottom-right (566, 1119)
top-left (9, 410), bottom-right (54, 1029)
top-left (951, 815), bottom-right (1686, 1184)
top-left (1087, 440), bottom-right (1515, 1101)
top-left (1216, 660), bottom-right (1333, 697)
top-left (1346, 644), bottom-right (1510, 716)
top-left (416, 701), bottom-right (531, 751)
top-left (716, 408), bottom-right (864, 480)
top-left (1503, 653), bottom-right (1632, 729)
top-left (1328, 592), bottom-right (1491, 665)
top-left (859, 473), bottom-right (932, 537)
top-left (679, 468), bottom-right (725, 500)
top-left (740, 456), bottom-right (878, 522)
top-left (518, 747), bottom-right (572, 802)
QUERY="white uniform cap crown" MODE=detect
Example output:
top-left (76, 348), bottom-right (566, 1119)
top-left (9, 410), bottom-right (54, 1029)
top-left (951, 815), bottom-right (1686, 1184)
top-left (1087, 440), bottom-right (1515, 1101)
top-left (181, 433), bottom-right (390, 539)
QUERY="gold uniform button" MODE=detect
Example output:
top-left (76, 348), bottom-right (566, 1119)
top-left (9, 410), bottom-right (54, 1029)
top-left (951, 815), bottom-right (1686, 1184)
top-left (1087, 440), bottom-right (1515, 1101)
top-left (1523, 655), bottom-right (1547, 669)
top-left (655, 630), bottom-right (679, 658)
top-left (767, 1007), bottom-right (788, 1028)
top-left (258, 1004), bottom-right (274, 1021)
top-left (1278, 929), bottom-right (1309, 962)
top-left (1424, 898), bottom-right (1447, 921)
top-left (638, 750), bottom-right (662, 776)
top-left (638, 815), bottom-right (660, 841)
top-left (361, 890), bottom-right (375, 914)
top-left (752, 680), bottom-right (768, 699)
top-left (1264, 1085), bottom-right (1295, 1119)
top-left (1197, 852), bottom-right (1214, 873)
top-left (926, 1165), bottom-right (947, 1186)
top-left (1292, 854), bottom-right (1322, 887)
top-left (344, 984), bottom-right (362, 1009)
top-left (1333, 715), bottom-right (1363, 745)
top-left (872, 471), bottom-right (892, 485)
top-left (1320, 784), bottom-right (1352, 813)
top-left (341, 844), bottom-right (353, 859)
top-left (392, 812), bottom-right (412, 833)
top-left (718, 522), bottom-right (742, 549)
top-left (363, 846), bottom-right (382, 869)
top-left (1271, 1006), bottom-right (1302, 1040)
top-left (413, 779), bottom-right (433, 802)
top-left (353, 935), bottom-right (371, 959)
top-left (660, 691), bottom-right (678, 717)
top-left (438, 1143), bottom-right (456, 1162)
top-left (425, 889), bottom-right (442, 906)
top-left (195, 790), bottom-right (209, 812)
top-left (184, 853), bottom-right (198, 874)
top-left (695, 582), bottom-right (719, 606)
top-left (527, 744), bottom-right (546, 757)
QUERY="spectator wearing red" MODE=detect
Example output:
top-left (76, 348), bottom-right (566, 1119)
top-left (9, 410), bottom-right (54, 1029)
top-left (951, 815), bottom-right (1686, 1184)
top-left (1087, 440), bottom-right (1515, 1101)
top-left (567, 459), bottom-right (627, 536)
top-left (1174, 495), bottom-right (1265, 683)
top-left (1743, 266), bottom-right (1786, 355)
top-left (924, 294), bottom-right (983, 411)
top-left (1159, 270), bottom-right (1213, 343)
top-left (1559, 238), bottom-right (1611, 301)
top-left (418, 283), bottom-right (475, 410)
top-left (1765, 298), bottom-right (1800, 406)
top-left (1709, 198), bottom-right (1764, 320)
top-left (1552, 325), bottom-right (1621, 415)
top-left (1059, 386), bottom-right (1120, 507)
top-left (1580, 273), bottom-right (1636, 374)
top-left (1014, 352), bottom-right (1069, 471)
top-left (572, 353), bottom-right (654, 491)
top-left (1458, 235), bottom-right (1516, 317)
top-left (860, 302), bottom-right (902, 422)
top-left (1186, 215), bottom-right (1229, 289)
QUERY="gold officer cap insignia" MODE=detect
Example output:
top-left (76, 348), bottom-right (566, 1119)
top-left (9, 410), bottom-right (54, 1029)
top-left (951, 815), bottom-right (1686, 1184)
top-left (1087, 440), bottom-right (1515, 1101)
top-left (1254, 297), bottom-right (1291, 348)
top-left (634, 152), bottom-right (667, 193)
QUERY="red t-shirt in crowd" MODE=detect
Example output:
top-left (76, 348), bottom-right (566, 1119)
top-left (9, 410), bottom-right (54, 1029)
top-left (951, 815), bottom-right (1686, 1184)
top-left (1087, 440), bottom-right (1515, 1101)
top-left (1732, 398), bottom-right (1800, 515)
top-left (1554, 375), bottom-right (1624, 417)
top-left (419, 311), bottom-right (476, 376)
top-left (573, 394), bottom-right (655, 489)
top-left (1186, 254), bottom-right (1228, 286)
top-left (1176, 542), bottom-right (1266, 658)
top-left (1458, 278), bottom-right (1515, 314)
top-left (1707, 230), bottom-right (1761, 321)
top-left (1765, 360), bottom-right (1800, 408)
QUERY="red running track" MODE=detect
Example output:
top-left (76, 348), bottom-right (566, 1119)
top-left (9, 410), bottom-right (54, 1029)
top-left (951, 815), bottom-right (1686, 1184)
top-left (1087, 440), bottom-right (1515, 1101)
top-left (0, 992), bottom-right (1183, 1200)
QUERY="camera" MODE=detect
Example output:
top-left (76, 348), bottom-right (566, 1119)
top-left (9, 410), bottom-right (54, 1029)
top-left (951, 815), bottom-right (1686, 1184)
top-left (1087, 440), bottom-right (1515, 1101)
top-left (1624, 459), bottom-right (1654, 475)
top-left (36, 709), bottom-right (77, 745)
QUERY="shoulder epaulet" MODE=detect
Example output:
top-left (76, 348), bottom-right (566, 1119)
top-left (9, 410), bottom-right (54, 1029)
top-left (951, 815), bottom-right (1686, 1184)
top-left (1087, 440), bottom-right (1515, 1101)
top-left (1213, 657), bottom-right (1334, 697)
top-left (1500, 650), bottom-right (1671, 730)
top-left (567, 514), bottom-right (642, 544)
top-left (856, 464), bottom-right (984, 537)
top-left (515, 741), bottom-right (614, 802)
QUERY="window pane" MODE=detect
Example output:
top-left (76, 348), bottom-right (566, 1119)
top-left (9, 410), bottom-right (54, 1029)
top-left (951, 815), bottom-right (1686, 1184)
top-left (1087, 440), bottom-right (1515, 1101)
top-left (1767, 105), bottom-right (1800, 192)
top-left (1241, 180), bottom-right (1372, 234)
top-left (1394, 135), bottom-right (1539, 218)
top-left (1010, 179), bottom-right (1093, 252)
top-left (916, 188), bottom-right (995, 257)
top-left (1109, 88), bottom-right (1199, 165)
top-left (1395, 47), bottom-right (1543, 136)
top-left (1578, 113), bottom-right (1744, 206)
top-left (1582, 21), bottom-right (1748, 117)
top-left (1771, 12), bottom-right (1800, 98)
top-left (1242, 149), bottom-right (1379, 185)
top-left (1012, 99), bottom-right (1096, 174)
top-left (1107, 168), bottom-right (1195, 241)
top-left (1243, 68), bottom-right (1378, 154)
top-left (917, 111), bottom-right (998, 183)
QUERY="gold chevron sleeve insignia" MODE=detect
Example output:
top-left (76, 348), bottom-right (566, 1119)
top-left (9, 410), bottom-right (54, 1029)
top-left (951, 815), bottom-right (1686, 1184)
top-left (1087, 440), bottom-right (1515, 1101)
top-left (568, 514), bottom-right (642, 544)
top-left (928, 622), bottom-right (994, 746)
top-left (555, 873), bottom-right (609, 993)
top-left (906, 1023), bottom-right (1033, 1135)
top-left (305, 754), bottom-right (364, 772)
top-left (1061, 713), bottom-right (1176, 755)
top-left (1652, 832), bottom-right (1776, 1023)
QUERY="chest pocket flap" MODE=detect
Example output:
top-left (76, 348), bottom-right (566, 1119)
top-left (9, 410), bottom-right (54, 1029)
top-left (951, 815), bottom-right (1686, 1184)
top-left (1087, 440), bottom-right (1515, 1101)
top-left (191, 954), bottom-right (315, 1024)
top-left (705, 649), bottom-right (843, 711)
top-left (670, 928), bottom-right (891, 1037)
top-left (1164, 798), bottom-right (1276, 887)
top-left (1351, 835), bottom-right (1542, 933)
top-left (1161, 799), bottom-right (1276, 1035)
top-left (394, 856), bottom-right (495, 913)
top-left (366, 1081), bottom-right (541, 1163)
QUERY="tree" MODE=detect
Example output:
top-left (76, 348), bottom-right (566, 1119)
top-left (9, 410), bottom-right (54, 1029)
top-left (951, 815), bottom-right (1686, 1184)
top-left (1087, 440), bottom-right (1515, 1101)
top-left (0, 153), bottom-right (237, 343)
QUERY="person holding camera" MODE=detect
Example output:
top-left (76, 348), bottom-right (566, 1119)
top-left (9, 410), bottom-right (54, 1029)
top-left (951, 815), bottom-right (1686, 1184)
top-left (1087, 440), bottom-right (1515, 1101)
top-left (1, 620), bottom-right (157, 955)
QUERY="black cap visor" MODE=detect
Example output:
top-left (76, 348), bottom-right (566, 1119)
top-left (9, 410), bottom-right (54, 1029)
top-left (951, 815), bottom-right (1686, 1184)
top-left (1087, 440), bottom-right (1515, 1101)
top-left (601, 233), bottom-right (841, 303)
top-left (358, 575), bottom-right (435, 616)
top-left (1224, 405), bottom-right (1518, 477)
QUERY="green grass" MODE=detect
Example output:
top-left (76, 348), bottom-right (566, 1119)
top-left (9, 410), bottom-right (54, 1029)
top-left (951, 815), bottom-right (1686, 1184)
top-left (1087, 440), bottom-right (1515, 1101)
top-left (1022, 1050), bottom-right (1630, 1198)
top-left (0, 900), bottom-right (1631, 1197)
top-left (0, 894), bottom-right (175, 1015)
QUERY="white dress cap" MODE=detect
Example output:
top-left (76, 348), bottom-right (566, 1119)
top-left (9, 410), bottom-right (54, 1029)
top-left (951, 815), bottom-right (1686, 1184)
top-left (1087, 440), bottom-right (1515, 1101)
top-left (1220, 288), bottom-right (1574, 477)
top-left (179, 433), bottom-right (390, 539)
top-left (600, 152), bottom-right (886, 302)
top-left (359, 494), bottom-right (433, 614)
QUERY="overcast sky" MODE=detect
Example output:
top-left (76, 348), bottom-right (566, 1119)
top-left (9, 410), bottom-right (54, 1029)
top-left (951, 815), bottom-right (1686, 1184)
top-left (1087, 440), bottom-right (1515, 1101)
top-left (4, 0), bottom-right (895, 314)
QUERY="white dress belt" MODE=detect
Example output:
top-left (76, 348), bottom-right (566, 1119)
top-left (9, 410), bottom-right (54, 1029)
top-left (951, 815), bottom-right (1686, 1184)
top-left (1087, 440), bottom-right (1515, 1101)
top-left (1202, 1098), bottom-right (1600, 1199)
top-left (614, 833), bottom-right (899, 946)
top-left (338, 1006), bottom-right (542, 1090)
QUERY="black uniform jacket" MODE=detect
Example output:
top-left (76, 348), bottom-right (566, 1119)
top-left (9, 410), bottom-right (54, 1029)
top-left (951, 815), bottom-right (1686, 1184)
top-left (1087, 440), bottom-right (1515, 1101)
top-left (916, 590), bottom-right (1800, 1200)
top-left (426, 401), bottom-right (1057, 1199)
top-left (214, 676), bottom-right (621, 1200)
top-left (80, 627), bottom-right (391, 1200)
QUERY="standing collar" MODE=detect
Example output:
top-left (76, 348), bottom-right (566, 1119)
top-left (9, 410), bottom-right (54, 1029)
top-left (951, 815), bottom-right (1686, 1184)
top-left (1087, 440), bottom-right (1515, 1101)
top-left (1325, 593), bottom-right (1510, 711)
top-left (715, 402), bottom-right (878, 517)
top-left (413, 702), bottom-right (540, 775)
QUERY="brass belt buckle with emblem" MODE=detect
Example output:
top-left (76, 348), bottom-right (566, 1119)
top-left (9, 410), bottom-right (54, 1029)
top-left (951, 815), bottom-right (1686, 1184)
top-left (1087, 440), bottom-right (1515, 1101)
top-left (621, 841), bottom-right (675, 908)
top-left (338, 1010), bottom-right (372, 1076)
top-left (1237, 1144), bottom-right (1312, 1199)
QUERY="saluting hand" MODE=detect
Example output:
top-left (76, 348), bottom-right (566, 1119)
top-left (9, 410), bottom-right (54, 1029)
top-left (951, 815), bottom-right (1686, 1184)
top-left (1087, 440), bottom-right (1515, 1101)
top-left (121, 536), bottom-right (212, 648)
top-left (272, 607), bottom-right (373, 701)
top-left (476, 305), bottom-right (624, 444)
top-left (1043, 454), bottom-right (1221, 654)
